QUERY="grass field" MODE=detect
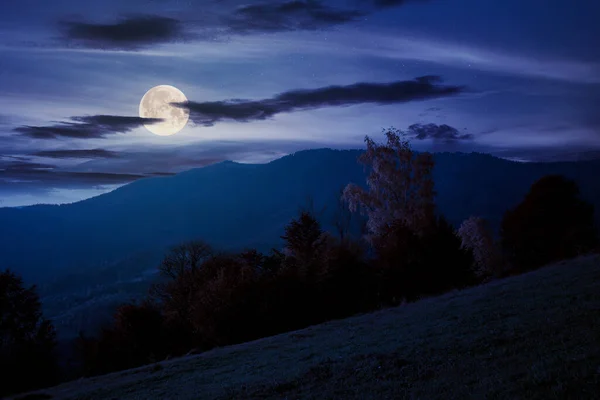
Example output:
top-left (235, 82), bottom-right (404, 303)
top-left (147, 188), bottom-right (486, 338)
top-left (14, 255), bottom-right (600, 400)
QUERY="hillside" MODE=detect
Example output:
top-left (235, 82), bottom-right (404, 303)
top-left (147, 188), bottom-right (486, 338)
top-left (2, 149), bottom-right (600, 338)
top-left (2, 149), bottom-right (600, 286)
top-left (15, 255), bottom-right (600, 400)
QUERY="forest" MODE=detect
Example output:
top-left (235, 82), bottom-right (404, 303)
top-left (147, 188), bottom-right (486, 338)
top-left (1, 129), bottom-right (597, 398)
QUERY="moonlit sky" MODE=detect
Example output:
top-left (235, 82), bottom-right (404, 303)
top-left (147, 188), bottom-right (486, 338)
top-left (1, 0), bottom-right (599, 206)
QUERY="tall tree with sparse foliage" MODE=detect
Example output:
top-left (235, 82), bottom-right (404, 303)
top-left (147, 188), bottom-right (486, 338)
top-left (342, 127), bottom-right (435, 243)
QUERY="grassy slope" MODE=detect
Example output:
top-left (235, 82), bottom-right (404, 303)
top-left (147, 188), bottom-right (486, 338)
top-left (16, 256), bottom-right (600, 400)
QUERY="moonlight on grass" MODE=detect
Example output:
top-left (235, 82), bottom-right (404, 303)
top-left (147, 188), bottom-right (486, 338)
top-left (139, 85), bottom-right (190, 136)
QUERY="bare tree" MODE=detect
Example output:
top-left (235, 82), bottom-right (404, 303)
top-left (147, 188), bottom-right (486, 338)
top-left (158, 240), bottom-right (213, 280)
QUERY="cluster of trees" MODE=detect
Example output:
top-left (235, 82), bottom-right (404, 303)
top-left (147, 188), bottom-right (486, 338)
top-left (0, 270), bottom-right (58, 397)
top-left (1, 128), bottom-right (598, 395)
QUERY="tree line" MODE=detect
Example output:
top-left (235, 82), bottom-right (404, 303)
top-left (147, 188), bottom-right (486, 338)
top-left (1, 128), bottom-right (597, 397)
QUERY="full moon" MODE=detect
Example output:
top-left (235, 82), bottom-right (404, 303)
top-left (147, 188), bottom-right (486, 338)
top-left (139, 85), bottom-right (189, 136)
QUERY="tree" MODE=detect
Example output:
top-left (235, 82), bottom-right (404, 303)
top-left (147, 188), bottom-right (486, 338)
top-left (77, 301), bottom-right (167, 376)
top-left (342, 127), bottom-right (435, 243)
top-left (500, 175), bottom-right (597, 271)
top-left (146, 242), bottom-right (214, 356)
top-left (280, 211), bottom-right (328, 282)
top-left (0, 270), bottom-right (57, 397)
top-left (458, 216), bottom-right (503, 280)
top-left (157, 240), bottom-right (213, 280)
top-left (374, 216), bottom-right (475, 303)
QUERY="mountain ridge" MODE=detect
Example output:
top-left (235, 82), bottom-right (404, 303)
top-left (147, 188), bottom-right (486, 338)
top-left (1, 148), bottom-right (599, 286)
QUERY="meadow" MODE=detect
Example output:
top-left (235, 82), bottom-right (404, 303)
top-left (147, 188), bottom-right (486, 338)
top-left (15, 255), bottom-right (600, 400)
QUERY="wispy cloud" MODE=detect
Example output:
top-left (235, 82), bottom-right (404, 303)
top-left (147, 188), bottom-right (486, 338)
top-left (176, 76), bottom-right (465, 126)
top-left (339, 31), bottom-right (600, 84)
top-left (0, 158), bottom-right (144, 189)
top-left (32, 149), bottom-right (121, 159)
top-left (14, 115), bottom-right (162, 139)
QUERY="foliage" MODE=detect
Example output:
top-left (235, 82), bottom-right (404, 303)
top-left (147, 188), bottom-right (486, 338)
top-left (76, 301), bottom-right (168, 376)
top-left (374, 216), bottom-right (476, 303)
top-left (342, 127), bottom-right (435, 242)
top-left (458, 216), bottom-right (503, 280)
top-left (501, 175), bottom-right (597, 272)
top-left (71, 144), bottom-right (599, 382)
top-left (0, 270), bottom-right (58, 397)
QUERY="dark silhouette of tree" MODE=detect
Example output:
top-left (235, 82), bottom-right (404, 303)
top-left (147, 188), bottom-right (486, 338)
top-left (76, 301), bottom-right (167, 376)
top-left (413, 216), bottom-right (477, 298)
top-left (501, 174), bottom-right (597, 271)
top-left (157, 240), bottom-right (213, 280)
top-left (0, 270), bottom-right (57, 397)
top-left (149, 240), bottom-right (213, 342)
top-left (318, 238), bottom-right (377, 317)
top-left (281, 211), bottom-right (327, 282)
top-left (372, 216), bottom-right (475, 303)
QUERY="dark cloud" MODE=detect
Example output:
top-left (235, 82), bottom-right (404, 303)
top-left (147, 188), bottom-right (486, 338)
top-left (32, 149), bottom-right (120, 159)
top-left (370, 0), bottom-right (427, 7)
top-left (176, 76), bottom-right (465, 126)
top-left (1, 160), bottom-right (56, 171)
top-left (14, 115), bottom-right (163, 139)
top-left (59, 15), bottom-right (195, 50)
top-left (408, 123), bottom-right (474, 141)
top-left (55, 0), bottom-right (427, 49)
top-left (226, 1), bottom-right (365, 33)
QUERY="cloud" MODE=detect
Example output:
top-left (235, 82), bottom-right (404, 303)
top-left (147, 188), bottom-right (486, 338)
top-left (225, 1), bottom-right (365, 34)
top-left (0, 139), bottom-right (339, 202)
top-left (408, 123), bottom-right (473, 141)
top-left (176, 76), bottom-right (465, 126)
top-left (342, 31), bottom-right (600, 84)
top-left (59, 15), bottom-right (195, 50)
top-left (53, 0), bottom-right (427, 50)
top-left (14, 115), bottom-right (163, 139)
top-left (1, 160), bottom-right (56, 171)
top-left (370, 0), bottom-right (427, 7)
top-left (32, 149), bottom-right (121, 159)
top-left (0, 157), bottom-right (145, 190)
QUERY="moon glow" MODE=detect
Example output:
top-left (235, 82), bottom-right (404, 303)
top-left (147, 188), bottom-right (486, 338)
top-left (139, 85), bottom-right (189, 136)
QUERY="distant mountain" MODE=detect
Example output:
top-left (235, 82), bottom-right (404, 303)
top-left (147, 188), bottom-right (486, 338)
top-left (2, 148), bottom-right (600, 338)
top-left (1, 148), bottom-right (600, 285)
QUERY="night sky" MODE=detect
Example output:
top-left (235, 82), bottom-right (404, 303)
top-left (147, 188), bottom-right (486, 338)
top-left (1, 0), bottom-right (599, 206)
